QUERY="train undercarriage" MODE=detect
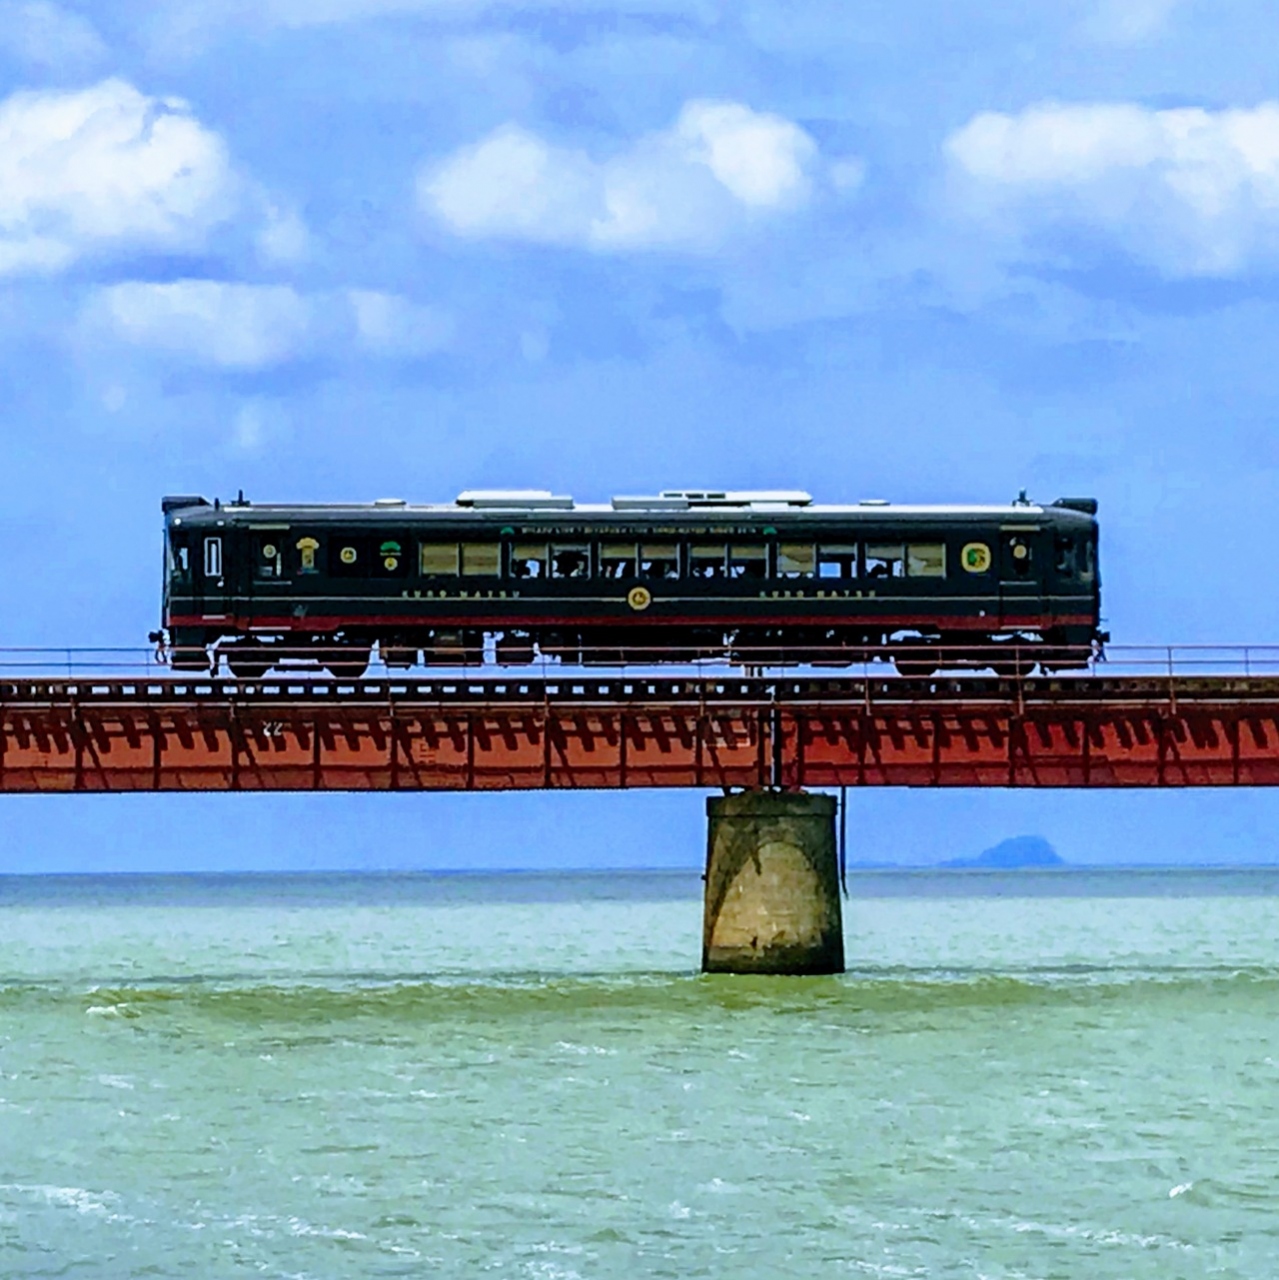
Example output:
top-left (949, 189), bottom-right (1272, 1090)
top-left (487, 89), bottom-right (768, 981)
top-left (167, 625), bottom-right (1099, 680)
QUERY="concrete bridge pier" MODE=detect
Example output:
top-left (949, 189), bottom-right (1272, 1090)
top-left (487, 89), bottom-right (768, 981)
top-left (702, 791), bottom-right (845, 975)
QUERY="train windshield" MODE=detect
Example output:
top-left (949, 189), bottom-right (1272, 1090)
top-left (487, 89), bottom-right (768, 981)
top-left (166, 534), bottom-right (191, 583)
top-left (1054, 534), bottom-right (1096, 582)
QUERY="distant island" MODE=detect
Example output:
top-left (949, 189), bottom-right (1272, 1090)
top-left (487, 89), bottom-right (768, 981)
top-left (843, 834), bottom-right (1068, 870)
top-left (940, 835), bottom-right (1064, 869)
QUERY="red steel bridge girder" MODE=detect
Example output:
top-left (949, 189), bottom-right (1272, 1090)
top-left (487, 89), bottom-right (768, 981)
top-left (3, 676), bottom-right (1279, 793)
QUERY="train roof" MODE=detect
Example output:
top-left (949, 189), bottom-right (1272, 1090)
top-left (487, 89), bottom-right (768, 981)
top-left (163, 490), bottom-right (1098, 524)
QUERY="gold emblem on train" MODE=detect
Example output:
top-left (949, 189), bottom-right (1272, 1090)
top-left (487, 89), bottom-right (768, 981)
top-left (627, 585), bottom-right (653, 611)
top-left (295, 537), bottom-right (319, 572)
top-left (961, 542), bottom-right (992, 573)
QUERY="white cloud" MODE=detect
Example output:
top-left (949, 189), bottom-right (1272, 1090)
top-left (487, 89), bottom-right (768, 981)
top-left (231, 397), bottom-right (290, 452)
top-left (419, 100), bottom-right (826, 252)
top-left (152, 0), bottom-right (707, 30)
top-left (137, 0), bottom-right (717, 58)
top-left (0, 79), bottom-right (238, 276)
top-left (1082, 0), bottom-right (1179, 44)
top-left (424, 126), bottom-right (598, 245)
top-left (828, 157), bottom-right (866, 194)
top-left (256, 203), bottom-right (311, 264)
top-left (945, 101), bottom-right (1279, 276)
top-left (250, 0), bottom-right (458, 19)
top-left (0, 2), bottom-right (107, 70)
top-left (85, 279), bottom-right (452, 369)
top-left (675, 101), bottom-right (814, 208)
top-left (92, 281), bottom-right (313, 369)
top-left (349, 289), bottom-right (453, 358)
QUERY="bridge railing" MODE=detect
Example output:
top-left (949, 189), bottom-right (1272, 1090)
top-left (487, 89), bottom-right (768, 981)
top-left (0, 647), bottom-right (170, 676)
top-left (1092, 646), bottom-right (1279, 679)
top-left (4, 643), bottom-right (1279, 681)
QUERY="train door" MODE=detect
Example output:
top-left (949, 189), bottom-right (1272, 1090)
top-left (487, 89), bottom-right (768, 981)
top-left (998, 527), bottom-right (1039, 628)
top-left (198, 532), bottom-right (227, 619)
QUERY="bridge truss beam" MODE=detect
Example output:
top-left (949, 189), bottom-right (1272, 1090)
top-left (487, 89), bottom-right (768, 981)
top-left (2, 675), bottom-right (1279, 793)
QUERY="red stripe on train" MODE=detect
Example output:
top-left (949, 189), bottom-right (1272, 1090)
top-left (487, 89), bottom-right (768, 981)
top-left (169, 613), bottom-right (1098, 631)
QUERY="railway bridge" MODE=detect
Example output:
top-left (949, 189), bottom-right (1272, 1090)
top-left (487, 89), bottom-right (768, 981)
top-left (5, 645), bottom-right (1279, 974)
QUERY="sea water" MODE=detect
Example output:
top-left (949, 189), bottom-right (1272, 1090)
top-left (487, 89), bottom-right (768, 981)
top-left (1, 870), bottom-right (1278, 1278)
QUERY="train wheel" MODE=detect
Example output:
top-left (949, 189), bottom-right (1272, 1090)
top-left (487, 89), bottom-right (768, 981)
top-left (380, 642), bottom-right (417, 669)
top-left (171, 646), bottom-right (212, 672)
top-left (892, 640), bottom-right (937, 678)
top-left (227, 648), bottom-right (272, 680)
top-left (991, 652), bottom-right (1034, 679)
top-left (496, 634), bottom-right (535, 666)
top-left (893, 657), bottom-right (936, 678)
top-left (326, 646), bottom-right (371, 680)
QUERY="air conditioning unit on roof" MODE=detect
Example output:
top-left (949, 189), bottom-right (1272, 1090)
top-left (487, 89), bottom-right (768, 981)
top-left (659, 489), bottom-right (813, 507)
top-left (456, 490), bottom-right (574, 510)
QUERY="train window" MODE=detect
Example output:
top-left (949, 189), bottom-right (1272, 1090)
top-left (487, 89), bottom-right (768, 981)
top-left (168, 539), bottom-right (190, 582)
top-left (295, 535), bottom-right (320, 576)
top-left (817, 545), bottom-right (858, 579)
top-left (729, 545), bottom-right (767, 579)
top-left (374, 538), bottom-right (408, 577)
top-left (1054, 536), bottom-right (1076, 576)
top-left (689, 544), bottom-right (728, 579)
top-left (1080, 538), bottom-right (1095, 583)
top-left (461, 543), bottom-right (500, 576)
top-left (550, 545), bottom-right (591, 579)
top-left (907, 543), bottom-right (946, 578)
top-left (512, 544), bottom-right (548, 579)
top-left (203, 536), bottom-right (222, 578)
top-left (778, 544), bottom-right (815, 578)
top-left (639, 544), bottom-right (679, 580)
top-left (420, 542), bottom-right (460, 576)
top-left (330, 539), bottom-right (367, 577)
top-left (1005, 535), bottom-right (1033, 577)
top-left (256, 536), bottom-right (282, 580)
top-left (600, 543), bottom-right (638, 579)
top-left (864, 544), bottom-right (905, 579)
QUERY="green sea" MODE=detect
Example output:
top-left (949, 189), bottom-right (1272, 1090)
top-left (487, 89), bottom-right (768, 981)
top-left (2, 869), bottom-right (1278, 1278)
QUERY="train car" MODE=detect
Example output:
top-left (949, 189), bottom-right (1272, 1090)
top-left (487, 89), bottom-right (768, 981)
top-left (155, 488), bottom-right (1104, 677)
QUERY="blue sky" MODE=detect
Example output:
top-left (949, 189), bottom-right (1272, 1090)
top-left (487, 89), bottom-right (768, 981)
top-left (4, 0), bottom-right (1279, 870)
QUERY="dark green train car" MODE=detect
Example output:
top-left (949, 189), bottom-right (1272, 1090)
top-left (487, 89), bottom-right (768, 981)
top-left (157, 488), bottom-right (1103, 677)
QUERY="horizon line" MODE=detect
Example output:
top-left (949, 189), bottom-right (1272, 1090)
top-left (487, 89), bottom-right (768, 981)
top-left (5, 862), bottom-right (1279, 878)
